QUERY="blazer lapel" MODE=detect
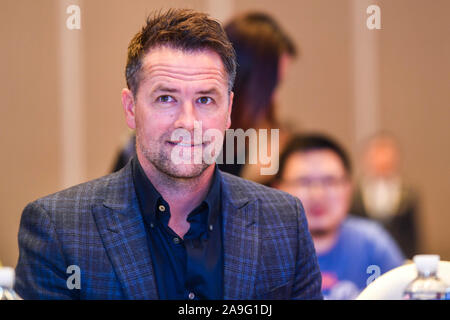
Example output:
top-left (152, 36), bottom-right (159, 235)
top-left (220, 172), bottom-right (260, 300)
top-left (92, 167), bottom-right (261, 300)
top-left (92, 164), bottom-right (158, 299)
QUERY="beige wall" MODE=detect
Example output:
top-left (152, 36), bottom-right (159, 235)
top-left (1, 0), bottom-right (449, 268)
top-left (0, 0), bottom-right (61, 267)
top-left (378, 0), bottom-right (450, 255)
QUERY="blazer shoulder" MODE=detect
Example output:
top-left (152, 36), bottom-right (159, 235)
top-left (220, 171), bottom-right (301, 211)
top-left (30, 164), bottom-right (132, 215)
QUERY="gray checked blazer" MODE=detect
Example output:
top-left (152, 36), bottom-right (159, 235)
top-left (14, 162), bottom-right (322, 299)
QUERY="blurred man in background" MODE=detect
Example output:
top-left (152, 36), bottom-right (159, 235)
top-left (351, 133), bottom-right (419, 259)
top-left (274, 134), bottom-right (404, 299)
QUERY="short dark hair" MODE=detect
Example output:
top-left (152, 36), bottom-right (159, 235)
top-left (277, 134), bottom-right (352, 180)
top-left (125, 9), bottom-right (236, 95)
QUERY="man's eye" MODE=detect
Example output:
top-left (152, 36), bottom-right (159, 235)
top-left (298, 178), bottom-right (312, 187)
top-left (157, 95), bottom-right (175, 103)
top-left (197, 96), bottom-right (213, 105)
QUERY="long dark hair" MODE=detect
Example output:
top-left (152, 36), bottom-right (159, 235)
top-left (224, 12), bottom-right (297, 131)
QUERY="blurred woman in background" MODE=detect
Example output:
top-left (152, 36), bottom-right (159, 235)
top-left (219, 12), bottom-right (298, 184)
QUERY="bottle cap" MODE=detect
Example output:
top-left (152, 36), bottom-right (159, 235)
top-left (413, 254), bottom-right (440, 275)
top-left (0, 267), bottom-right (15, 288)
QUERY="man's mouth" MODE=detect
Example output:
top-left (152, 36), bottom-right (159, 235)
top-left (167, 141), bottom-right (206, 147)
top-left (308, 207), bottom-right (327, 217)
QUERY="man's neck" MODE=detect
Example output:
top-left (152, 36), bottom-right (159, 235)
top-left (311, 230), bottom-right (339, 255)
top-left (136, 153), bottom-right (215, 224)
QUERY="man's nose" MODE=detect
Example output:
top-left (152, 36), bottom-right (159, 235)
top-left (174, 101), bottom-right (197, 131)
top-left (308, 183), bottom-right (326, 200)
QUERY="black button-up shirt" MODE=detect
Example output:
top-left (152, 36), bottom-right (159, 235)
top-left (131, 157), bottom-right (223, 300)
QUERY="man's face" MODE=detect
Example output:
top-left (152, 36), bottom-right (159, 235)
top-left (277, 150), bottom-right (352, 236)
top-left (122, 46), bottom-right (233, 179)
top-left (364, 138), bottom-right (400, 178)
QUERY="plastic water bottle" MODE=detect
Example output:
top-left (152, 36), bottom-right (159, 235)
top-left (0, 267), bottom-right (21, 300)
top-left (403, 255), bottom-right (448, 300)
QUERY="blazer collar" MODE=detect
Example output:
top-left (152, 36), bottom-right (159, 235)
top-left (92, 162), bottom-right (158, 299)
top-left (219, 171), bottom-right (260, 299)
top-left (93, 164), bottom-right (260, 300)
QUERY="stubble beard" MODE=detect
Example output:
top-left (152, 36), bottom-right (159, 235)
top-left (136, 131), bottom-right (211, 180)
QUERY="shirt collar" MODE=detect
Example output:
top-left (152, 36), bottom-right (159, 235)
top-left (203, 163), bottom-right (221, 228)
top-left (132, 157), bottom-right (162, 225)
top-left (131, 157), bottom-right (221, 227)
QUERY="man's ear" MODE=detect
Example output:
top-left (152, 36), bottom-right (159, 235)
top-left (346, 176), bottom-right (354, 195)
top-left (226, 91), bottom-right (234, 129)
top-left (122, 88), bottom-right (136, 129)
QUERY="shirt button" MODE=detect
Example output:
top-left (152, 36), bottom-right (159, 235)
top-left (150, 223), bottom-right (154, 228)
top-left (158, 205), bottom-right (166, 212)
top-left (173, 237), bottom-right (180, 244)
top-left (209, 225), bottom-right (214, 231)
top-left (188, 292), bottom-right (195, 300)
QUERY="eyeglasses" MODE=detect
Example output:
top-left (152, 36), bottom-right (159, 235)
top-left (281, 175), bottom-right (349, 193)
